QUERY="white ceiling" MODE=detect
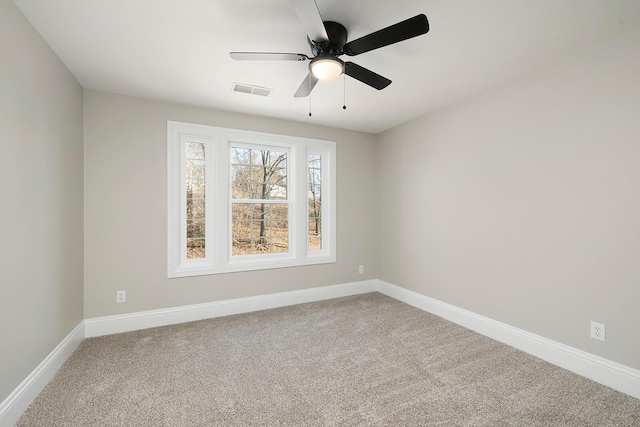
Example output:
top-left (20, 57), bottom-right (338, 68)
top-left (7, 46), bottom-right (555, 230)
top-left (13, 0), bottom-right (640, 134)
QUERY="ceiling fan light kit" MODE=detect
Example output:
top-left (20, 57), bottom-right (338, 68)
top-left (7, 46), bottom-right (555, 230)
top-left (310, 56), bottom-right (344, 80)
top-left (230, 0), bottom-right (429, 99)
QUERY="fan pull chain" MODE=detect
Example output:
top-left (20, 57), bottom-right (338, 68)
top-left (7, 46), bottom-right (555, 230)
top-left (308, 89), bottom-right (312, 117)
top-left (343, 73), bottom-right (347, 110)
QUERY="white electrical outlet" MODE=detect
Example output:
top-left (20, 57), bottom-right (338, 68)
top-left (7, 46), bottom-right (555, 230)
top-left (590, 321), bottom-right (605, 342)
top-left (359, 265), bottom-right (364, 274)
top-left (116, 290), bottom-right (126, 303)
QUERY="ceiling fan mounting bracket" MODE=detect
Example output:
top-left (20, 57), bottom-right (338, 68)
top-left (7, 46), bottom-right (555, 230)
top-left (308, 21), bottom-right (348, 57)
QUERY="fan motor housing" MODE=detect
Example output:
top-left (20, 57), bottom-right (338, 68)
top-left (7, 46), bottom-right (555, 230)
top-left (308, 21), bottom-right (348, 56)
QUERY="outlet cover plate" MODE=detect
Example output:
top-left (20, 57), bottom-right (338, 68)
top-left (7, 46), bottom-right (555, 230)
top-left (116, 290), bottom-right (126, 303)
top-left (590, 321), bottom-right (605, 341)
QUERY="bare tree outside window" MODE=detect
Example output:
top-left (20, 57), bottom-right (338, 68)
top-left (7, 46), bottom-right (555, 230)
top-left (231, 147), bottom-right (288, 255)
top-left (308, 154), bottom-right (322, 250)
top-left (186, 142), bottom-right (206, 259)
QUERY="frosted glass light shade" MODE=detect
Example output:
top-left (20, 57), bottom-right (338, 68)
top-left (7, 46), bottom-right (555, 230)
top-left (310, 57), bottom-right (344, 81)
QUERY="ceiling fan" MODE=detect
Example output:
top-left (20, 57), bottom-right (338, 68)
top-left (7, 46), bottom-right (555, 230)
top-left (230, 0), bottom-right (429, 97)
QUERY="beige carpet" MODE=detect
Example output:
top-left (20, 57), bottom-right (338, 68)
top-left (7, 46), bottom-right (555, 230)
top-left (17, 293), bottom-right (640, 426)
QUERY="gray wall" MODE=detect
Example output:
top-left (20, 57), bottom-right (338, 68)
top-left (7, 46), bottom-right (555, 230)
top-left (83, 91), bottom-right (378, 318)
top-left (377, 27), bottom-right (640, 370)
top-left (0, 0), bottom-right (84, 403)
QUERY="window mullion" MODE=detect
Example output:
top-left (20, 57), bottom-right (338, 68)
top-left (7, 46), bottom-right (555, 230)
top-left (295, 146), bottom-right (307, 261)
top-left (202, 136), bottom-right (214, 268)
top-left (218, 133), bottom-right (230, 268)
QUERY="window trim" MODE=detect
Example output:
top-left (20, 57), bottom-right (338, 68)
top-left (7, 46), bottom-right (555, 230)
top-left (168, 121), bottom-right (336, 278)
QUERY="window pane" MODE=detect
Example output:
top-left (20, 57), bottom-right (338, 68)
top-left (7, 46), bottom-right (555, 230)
top-left (232, 203), bottom-right (288, 255)
top-left (308, 219), bottom-right (321, 251)
top-left (231, 147), bottom-right (287, 200)
top-left (187, 142), bottom-right (205, 160)
top-left (187, 199), bottom-right (205, 220)
top-left (308, 154), bottom-right (322, 250)
top-left (187, 219), bottom-right (205, 239)
top-left (186, 142), bottom-right (206, 259)
top-left (186, 239), bottom-right (205, 259)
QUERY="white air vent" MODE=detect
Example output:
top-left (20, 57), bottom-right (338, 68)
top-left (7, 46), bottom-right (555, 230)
top-left (232, 83), bottom-right (272, 97)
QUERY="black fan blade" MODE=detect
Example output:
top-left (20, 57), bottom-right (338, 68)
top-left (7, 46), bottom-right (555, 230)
top-left (230, 52), bottom-right (309, 61)
top-left (290, 0), bottom-right (329, 43)
top-left (344, 62), bottom-right (391, 90)
top-left (343, 14), bottom-right (429, 56)
top-left (294, 72), bottom-right (319, 97)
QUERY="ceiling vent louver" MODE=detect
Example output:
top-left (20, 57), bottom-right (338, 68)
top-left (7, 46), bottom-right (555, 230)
top-left (232, 83), bottom-right (272, 97)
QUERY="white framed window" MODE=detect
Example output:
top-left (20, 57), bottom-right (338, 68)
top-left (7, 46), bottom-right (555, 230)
top-left (168, 121), bottom-right (336, 278)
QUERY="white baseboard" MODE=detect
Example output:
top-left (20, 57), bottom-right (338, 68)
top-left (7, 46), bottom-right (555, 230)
top-left (0, 322), bottom-right (85, 427)
top-left (1, 281), bottom-right (374, 426)
top-left (85, 280), bottom-right (377, 338)
top-left (4, 279), bottom-right (639, 427)
top-left (376, 280), bottom-right (640, 400)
